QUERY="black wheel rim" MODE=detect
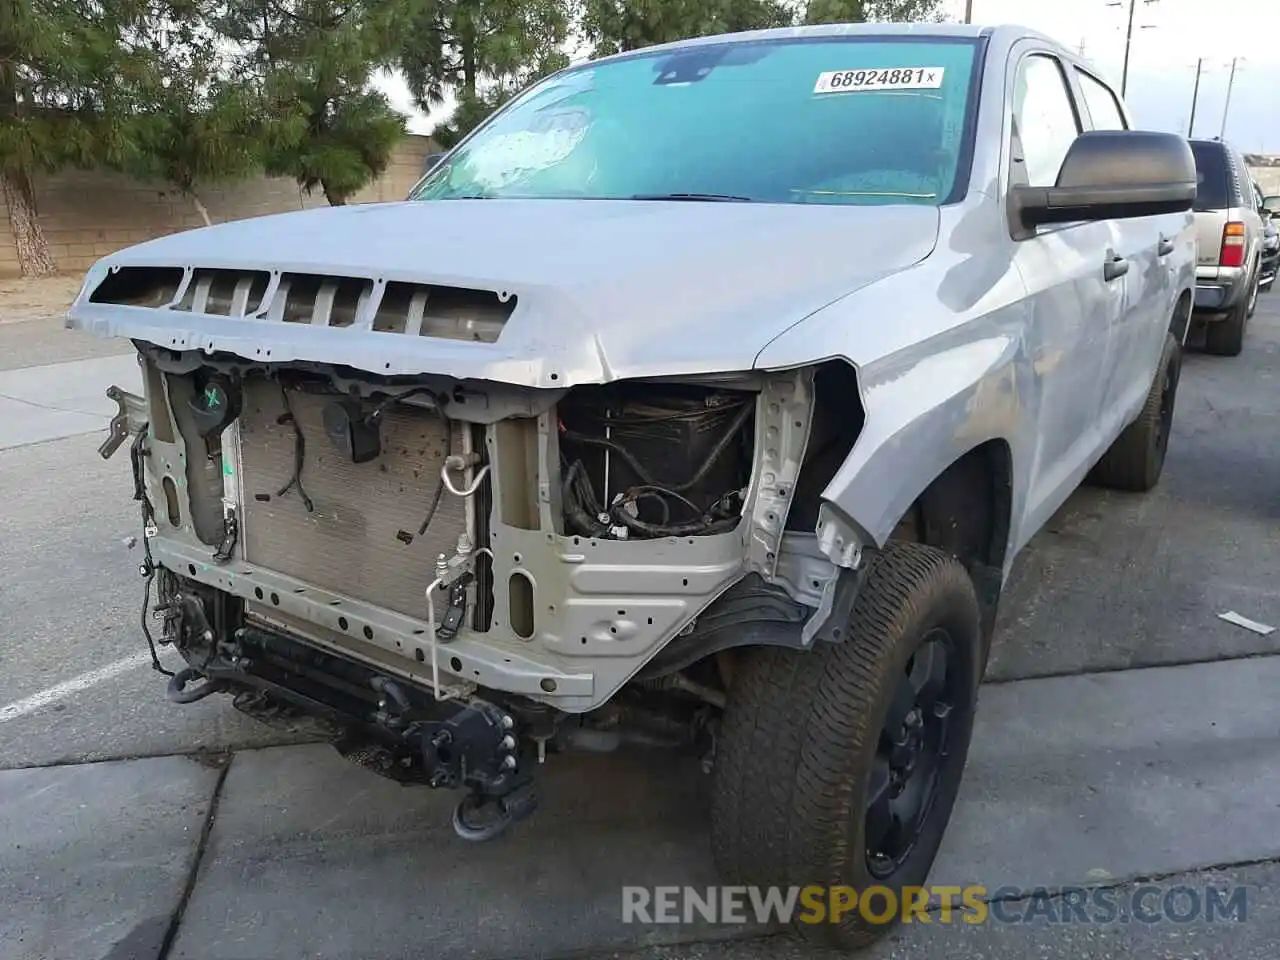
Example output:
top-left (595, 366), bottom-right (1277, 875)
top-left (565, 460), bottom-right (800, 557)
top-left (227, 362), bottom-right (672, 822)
top-left (864, 628), bottom-right (960, 879)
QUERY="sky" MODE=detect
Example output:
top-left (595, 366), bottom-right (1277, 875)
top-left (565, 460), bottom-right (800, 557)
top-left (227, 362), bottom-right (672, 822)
top-left (950, 0), bottom-right (1280, 152)
top-left (375, 0), bottom-right (1280, 152)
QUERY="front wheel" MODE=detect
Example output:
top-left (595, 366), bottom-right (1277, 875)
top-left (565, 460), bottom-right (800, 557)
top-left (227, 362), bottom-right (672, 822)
top-left (711, 542), bottom-right (982, 951)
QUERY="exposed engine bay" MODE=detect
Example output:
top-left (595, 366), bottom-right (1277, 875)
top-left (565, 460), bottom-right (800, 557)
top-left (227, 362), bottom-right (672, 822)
top-left (558, 382), bottom-right (755, 541)
top-left (100, 335), bottom-right (844, 840)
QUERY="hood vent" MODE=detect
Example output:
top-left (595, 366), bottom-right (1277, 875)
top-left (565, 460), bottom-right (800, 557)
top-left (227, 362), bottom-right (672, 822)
top-left (88, 266), bottom-right (516, 344)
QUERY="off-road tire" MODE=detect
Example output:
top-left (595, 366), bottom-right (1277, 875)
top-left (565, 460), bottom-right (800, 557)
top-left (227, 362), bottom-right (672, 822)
top-left (1205, 274), bottom-right (1254, 356)
top-left (711, 542), bottom-right (982, 951)
top-left (1090, 333), bottom-right (1181, 492)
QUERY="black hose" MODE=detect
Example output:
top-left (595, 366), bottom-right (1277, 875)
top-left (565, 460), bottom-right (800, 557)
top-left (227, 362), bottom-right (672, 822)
top-left (615, 511), bottom-right (739, 538)
top-left (562, 398), bottom-right (753, 496)
top-left (275, 384), bottom-right (314, 512)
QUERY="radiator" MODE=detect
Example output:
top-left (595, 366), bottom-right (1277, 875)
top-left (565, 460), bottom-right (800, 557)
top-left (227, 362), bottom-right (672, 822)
top-left (235, 379), bottom-right (468, 620)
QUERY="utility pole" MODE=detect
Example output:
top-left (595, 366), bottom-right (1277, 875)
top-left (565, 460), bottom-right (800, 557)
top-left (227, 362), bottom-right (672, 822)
top-left (963, 0), bottom-right (973, 24)
top-left (1220, 57), bottom-right (1241, 139)
top-left (1108, 0), bottom-right (1159, 97)
top-left (1188, 57), bottom-right (1204, 138)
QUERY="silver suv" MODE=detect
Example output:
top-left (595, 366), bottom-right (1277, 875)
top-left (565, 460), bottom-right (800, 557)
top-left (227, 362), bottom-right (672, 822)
top-left (1189, 138), bottom-right (1266, 355)
top-left (70, 23), bottom-right (1196, 950)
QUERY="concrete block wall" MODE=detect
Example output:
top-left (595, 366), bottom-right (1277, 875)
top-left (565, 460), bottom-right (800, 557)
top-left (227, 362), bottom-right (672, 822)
top-left (1252, 166), bottom-right (1280, 198)
top-left (3, 139), bottom-right (1276, 277)
top-left (0, 135), bottom-right (436, 277)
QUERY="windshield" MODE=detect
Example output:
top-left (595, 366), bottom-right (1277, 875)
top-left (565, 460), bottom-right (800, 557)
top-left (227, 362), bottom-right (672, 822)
top-left (410, 37), bottom-right (981, 207)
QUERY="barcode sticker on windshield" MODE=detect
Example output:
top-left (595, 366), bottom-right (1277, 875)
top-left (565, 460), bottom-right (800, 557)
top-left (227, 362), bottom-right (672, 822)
top-left (814, 67), bottom-right (945, 94)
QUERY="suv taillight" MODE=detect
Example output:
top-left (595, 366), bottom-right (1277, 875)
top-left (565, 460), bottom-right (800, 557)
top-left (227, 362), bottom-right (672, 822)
top-left (1221, 221), bottom-right (1247, 268)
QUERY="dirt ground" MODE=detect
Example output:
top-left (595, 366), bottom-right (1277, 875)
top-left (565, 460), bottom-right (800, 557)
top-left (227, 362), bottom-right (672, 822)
top-left (0, 276), bottom-right (85, 325)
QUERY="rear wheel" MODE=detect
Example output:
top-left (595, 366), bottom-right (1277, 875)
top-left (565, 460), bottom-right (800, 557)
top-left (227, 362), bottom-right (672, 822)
top-left (1205, 272), bottom-right (1255, 355)
top-left (1091, 333), bottom-right (1181, 492)
top-left (711, 542), bottom-right (982, 950)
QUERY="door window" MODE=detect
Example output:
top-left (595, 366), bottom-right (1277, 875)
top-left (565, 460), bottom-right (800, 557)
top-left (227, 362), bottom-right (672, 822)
top-left (1012, 55), bottom-right (1082, 188)
top-left (1076, 70), bottom-right (1128, 131)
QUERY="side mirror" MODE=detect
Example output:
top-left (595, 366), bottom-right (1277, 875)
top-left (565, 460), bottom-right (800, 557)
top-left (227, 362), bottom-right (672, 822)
top-left (1010, 131), bottom-right (1197, 236)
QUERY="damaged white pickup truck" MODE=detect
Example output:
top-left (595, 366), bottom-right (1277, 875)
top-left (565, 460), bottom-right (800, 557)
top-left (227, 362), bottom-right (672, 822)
top-left (70, 23), bottom-right (1196, 950)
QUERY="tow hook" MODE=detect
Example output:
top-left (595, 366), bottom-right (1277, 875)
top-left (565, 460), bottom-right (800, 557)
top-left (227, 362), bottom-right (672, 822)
top-left (166, 667), bottom-right (225, 704)
top-left (418, 699), bottom-right (539, 842)
top-left (452, 780), bottom-right (539, 842)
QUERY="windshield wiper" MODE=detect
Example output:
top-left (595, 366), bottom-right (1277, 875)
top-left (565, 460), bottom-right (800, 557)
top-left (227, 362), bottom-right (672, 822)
top-left (630, 192), bottom-right (754, 202)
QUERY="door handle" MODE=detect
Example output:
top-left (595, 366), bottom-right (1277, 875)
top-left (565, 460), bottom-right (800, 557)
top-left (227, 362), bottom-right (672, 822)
top-left (1158, 236), bottom-right (1176, 257)
top-left (1103, 254), bottom-right (1130, 281)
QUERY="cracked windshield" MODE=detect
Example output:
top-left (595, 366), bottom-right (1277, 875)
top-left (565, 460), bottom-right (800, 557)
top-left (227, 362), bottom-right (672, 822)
top-left (411, 38), bottom-right (978, 206)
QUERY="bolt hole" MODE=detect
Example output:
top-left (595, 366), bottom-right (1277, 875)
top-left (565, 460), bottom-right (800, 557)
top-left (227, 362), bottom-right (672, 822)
top-left (609, 626), bottom-right (617, 635)
top-left (778, 488), bottom-right (788, 497)
top-left (617, 609), bottom-right (626, 616)
top-left (363, 625), bottom-right (374, 640)
top-left (294, 587), bottom-right (305, 593)
top-left (682, 578), bottom-right (689, 587)
top-left (581, 637), bottom-right (588, 644)
top-left (450, 656), bottom-right (463, 672)
top-left (413, 629), bottom-right (425, 636)
top-left (549, 372), bottom-right (559, 381)
top-left (338, 617), bottom-right (349, 631)
top-left (254, 587), bottom-right (264, 600)
top-left (187, 563), bottom-right (196, 575)
top-left (329, 599), bottom-right (341, 606)
top-left (513, 553), bottom-right (522, 563)
top-left (415, 648), bottom-right (425, 662)
top-left (270, 592), bottom-right (280, 606)
top-left (541, 678), bottom-right (558, 693)
top-left (647, 617), bottom-right (654, 625)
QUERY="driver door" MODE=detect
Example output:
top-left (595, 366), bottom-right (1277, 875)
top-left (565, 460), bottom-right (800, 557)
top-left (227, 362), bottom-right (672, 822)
top-left (1007, 49), bottom-right (1122, 534)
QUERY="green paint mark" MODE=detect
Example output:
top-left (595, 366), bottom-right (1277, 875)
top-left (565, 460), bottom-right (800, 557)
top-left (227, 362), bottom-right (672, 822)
top-left (223, 462), bottom-right (234, 477)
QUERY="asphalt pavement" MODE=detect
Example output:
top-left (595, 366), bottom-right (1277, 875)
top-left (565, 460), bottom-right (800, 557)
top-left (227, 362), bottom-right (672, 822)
top-left (2, 295), bottom-right (1280, 960)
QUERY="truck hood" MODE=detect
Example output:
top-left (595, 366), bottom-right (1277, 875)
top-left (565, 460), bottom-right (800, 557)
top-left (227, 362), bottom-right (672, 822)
top-left (72, 199), bottom-right (940, 386)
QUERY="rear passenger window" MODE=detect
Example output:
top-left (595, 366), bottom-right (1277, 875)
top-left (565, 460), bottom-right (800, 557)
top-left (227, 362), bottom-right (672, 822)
top-left (1189, 142), bottom-right (1230, 211)
top-left (1076, 71), bottom-right (1128, 131)
top-left (1012, 55), bottom-right (1082, 188)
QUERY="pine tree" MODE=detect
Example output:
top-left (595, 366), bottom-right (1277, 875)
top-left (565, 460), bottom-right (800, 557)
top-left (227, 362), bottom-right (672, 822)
top-left (398, 0), bottom-right (570, 145)
top-left (123, 8), bottom-right (262, 225)
top-left (0, 0), bottom-right (148, 275)
top-left (217, 0), bottom-right (407, 205)
top-left (582, 0), bottom-right (791, 57)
